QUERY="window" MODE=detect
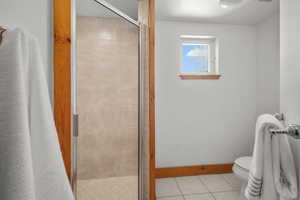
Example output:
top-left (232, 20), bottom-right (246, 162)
top-left (180, 35), bottom-right (220, 80)
top-left (182, 44), bottom-right (209, 73)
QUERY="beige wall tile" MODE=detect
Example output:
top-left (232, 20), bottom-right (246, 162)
top-left (77, 16), bottom-right (139, 179)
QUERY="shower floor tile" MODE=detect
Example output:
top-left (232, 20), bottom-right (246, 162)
top-left (77, 176), bottom-right (138, 200)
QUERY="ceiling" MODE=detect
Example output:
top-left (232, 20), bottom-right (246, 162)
top-left (77, 0), bottom-right (279, 25)
top-left (77, 0), bottom-right (138, 20)
top-left (156, 0), bottom-right (279, 25)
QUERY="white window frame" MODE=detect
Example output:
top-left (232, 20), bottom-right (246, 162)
top-left (180, 35), bottom-right (219, 76)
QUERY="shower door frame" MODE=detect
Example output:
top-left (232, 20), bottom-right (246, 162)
top-left (71, 0), bottom-right (146, 200)
top-left (53, 0), bottom-right (156, 199)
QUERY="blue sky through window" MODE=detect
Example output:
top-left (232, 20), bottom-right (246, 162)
top-left (182, 44), bottom-right (209, 73)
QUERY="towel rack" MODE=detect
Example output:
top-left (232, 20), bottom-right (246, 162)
top-left (270, 113), bottom-right (300, 139)
top-left (274, 113), bottom-right (285, 121)
top-left (270, 125), bottom-right (300, 139)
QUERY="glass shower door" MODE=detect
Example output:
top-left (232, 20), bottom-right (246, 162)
top-left (72, 0), bottom-right (145, 199)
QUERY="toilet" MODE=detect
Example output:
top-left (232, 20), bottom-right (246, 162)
top-left (233, 156), bottom-right (252, 200)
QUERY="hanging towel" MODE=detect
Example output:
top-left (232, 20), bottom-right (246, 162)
top-left (245, 114), bottom-right (297, 200)
top-left (0, 28), bottom-right (74, 200)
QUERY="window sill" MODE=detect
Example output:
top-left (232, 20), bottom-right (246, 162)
top-left (179, 74), bottom-right (221, 80)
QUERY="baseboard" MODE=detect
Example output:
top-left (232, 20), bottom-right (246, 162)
top-left (155, 163), bottom-right (234, 178)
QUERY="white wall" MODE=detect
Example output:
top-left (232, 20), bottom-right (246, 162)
top-left (0, 0), bottom-right (52, 86)
top-left (155, 21), bottom-right (258, 167)
top-left (256, 14), bottom-right (280, 116)
top-left (280, 1), bottom-right (300, 198)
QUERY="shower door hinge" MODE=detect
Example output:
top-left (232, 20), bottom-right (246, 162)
top-left (73, 114), bottom-right (79, 137)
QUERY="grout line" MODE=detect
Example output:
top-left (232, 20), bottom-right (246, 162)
top-left (211, 190), bottom-right (239, 194)
top-left (159, 175), bottom-right (239, 200)
top-left (211, 193), bottom-right (217, 200)
top-left (157, 195), bottom-right (181, 197)
top-left (221, 174), bottom-right (242, 192)
top-left (221, 174), bottom-right (234, 188)
top-left (211, 190), bottom-right (242, 200)
top-left (183, 175), bottom-right (215, 199)
top-left (197, 174), bottom-right (218, 200)
top-left (176, 176), bottom-right (213, 199)
top-left (174, 177), bottom-right (186, 200)
top-left (197, 175), bottom-right (211, 193)
top-left (156, 177), bottom-right (185, 199)
top-left (201, 173), bottom-right (237, 192)
top-left (156, 194), bottom-right (185, 199)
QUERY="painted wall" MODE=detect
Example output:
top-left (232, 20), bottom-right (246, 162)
top-left (77, 16), bottom-right (139, 179)
top-left (0, 0), bottom-right (52, 86)
top-left (256, 14), bottom-right (280, 116)
top-left (280, 0), bottom-right (300, 197)
top-left (155, 21), bottom-right (258, 167)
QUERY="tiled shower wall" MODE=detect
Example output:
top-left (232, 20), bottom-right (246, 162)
top-left (77, 16), bottom-right (139, 180)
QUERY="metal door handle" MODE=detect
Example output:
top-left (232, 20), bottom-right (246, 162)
top-left (73, 114), bottom-right (79, 137)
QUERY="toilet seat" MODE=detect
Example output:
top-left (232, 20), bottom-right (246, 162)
top-left (233, 156), bottom-right (252, 200)
top-left (233, 156), bottom-right (252, 180)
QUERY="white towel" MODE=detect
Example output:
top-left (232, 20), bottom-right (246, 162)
top-left (0, 28), bottom-right (74, 200)
top-left (245, 114), bottom-right (297, 200)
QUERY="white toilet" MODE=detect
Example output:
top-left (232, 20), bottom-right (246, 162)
top-left (233, 156), bottom-right (252, 200)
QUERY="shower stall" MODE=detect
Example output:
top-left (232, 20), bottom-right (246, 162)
top-left (72, 0), bottom-right (147, 199)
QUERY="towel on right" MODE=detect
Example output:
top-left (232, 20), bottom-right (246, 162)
top-left (245, 114), bottom-right (298, 200)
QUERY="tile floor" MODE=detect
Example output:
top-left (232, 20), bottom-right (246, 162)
top-left (156, 173), bottom-right (242, 200)
top-left (77, 176), bottom-right (138, 200)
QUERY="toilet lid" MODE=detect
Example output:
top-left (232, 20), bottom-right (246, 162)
top-left (234, 156), bottom-right (252, 171)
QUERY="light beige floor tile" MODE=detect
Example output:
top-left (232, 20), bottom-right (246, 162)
top-left (184, 193), bottom-right (215, 200)
top-left (176, 176), bottom-right (208, 195)
top-left (222, 173), bottom-right (242, 190)
top-left (199, 174), bottom-right (233, 192)
top-left (77, 176), bottom-right (138, 200)
top-left (157, 196), bottom-right (185, 200)
top-left (156, 178), bottom-right (181, 197)
top-left (212, 191), bottom-right (240, 200)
